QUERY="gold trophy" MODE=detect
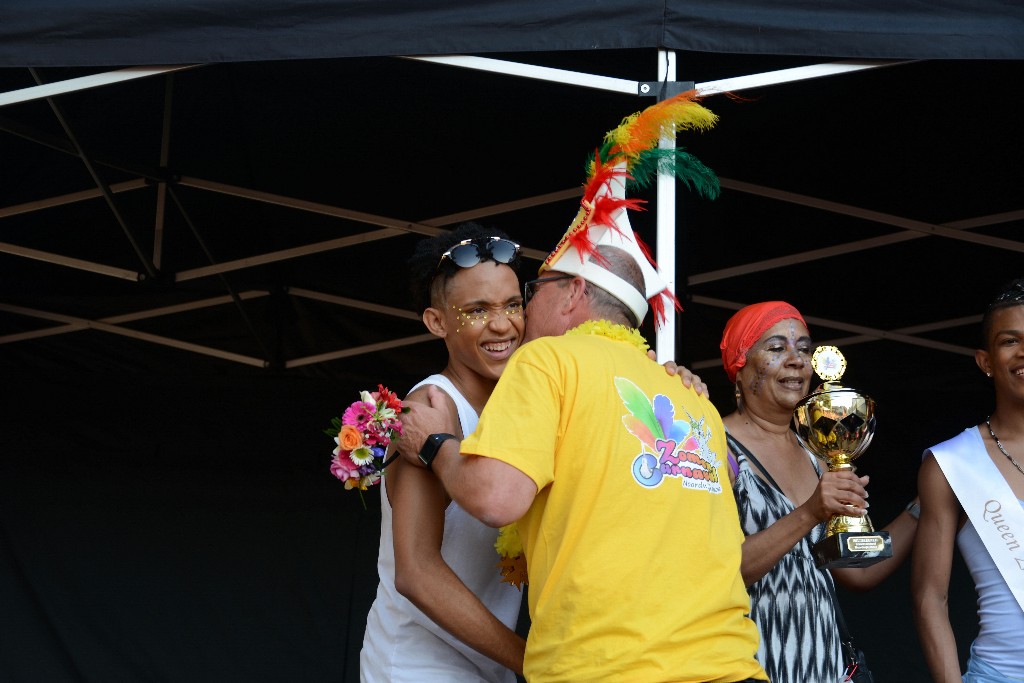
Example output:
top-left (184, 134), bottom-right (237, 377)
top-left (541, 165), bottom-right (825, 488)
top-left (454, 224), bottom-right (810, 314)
top-left (793, 346), bottom-right (892, 569)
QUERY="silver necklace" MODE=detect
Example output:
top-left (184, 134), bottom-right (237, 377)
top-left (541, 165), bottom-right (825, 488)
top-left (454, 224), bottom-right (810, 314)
top-left (986, 416), bottom-right (1024, 478)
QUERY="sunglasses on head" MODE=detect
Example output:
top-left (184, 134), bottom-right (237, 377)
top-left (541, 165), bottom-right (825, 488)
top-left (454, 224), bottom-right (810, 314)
top-left (437, 237), bottom-right (521, 271)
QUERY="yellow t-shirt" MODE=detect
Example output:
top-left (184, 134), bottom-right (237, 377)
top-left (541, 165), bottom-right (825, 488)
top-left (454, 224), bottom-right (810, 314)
top-left (462, 330), bottom-right (766, 683)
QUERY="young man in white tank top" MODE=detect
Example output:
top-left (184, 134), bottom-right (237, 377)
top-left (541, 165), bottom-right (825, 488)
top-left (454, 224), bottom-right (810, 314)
top-left (360, 224), bottom-right (528, 682)
top-left (914, 278), bottom-right (1024, 683)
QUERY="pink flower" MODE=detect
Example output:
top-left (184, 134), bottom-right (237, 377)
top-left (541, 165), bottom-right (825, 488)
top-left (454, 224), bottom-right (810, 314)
top-left (342, 401), bottom-right (373, 427)
top-left (330, 453), bottom-right (360, 482)
top-left (363, 423), bottom-right (390, 447)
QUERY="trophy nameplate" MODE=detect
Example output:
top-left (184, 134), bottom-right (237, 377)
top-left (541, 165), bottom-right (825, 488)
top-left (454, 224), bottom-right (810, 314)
top-left (793, 346), bottom-right (892, 569)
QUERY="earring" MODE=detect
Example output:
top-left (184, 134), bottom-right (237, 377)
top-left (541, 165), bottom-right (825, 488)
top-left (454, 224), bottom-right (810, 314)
top-left (986, 372), bottom-right (992, 377)
top-left (734, 383), bottom-right (742, 403)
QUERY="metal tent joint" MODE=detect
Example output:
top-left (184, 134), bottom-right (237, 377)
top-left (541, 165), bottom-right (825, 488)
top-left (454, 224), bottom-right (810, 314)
top-left (638, 80), bottom-right (695, 98)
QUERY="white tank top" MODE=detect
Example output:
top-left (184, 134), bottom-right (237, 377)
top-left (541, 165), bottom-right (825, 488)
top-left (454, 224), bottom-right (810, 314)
top-left (959, 508), bottom-right (1024, 678)
top-left (359, 374), bottom-right (522, 683)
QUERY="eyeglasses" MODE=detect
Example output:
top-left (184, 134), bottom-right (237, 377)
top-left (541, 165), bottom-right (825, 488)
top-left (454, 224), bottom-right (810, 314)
top-left (523, 274), bottom-right (575, 306)
top-left (437, 237), bottom-right (521, 271)
top-left (451, 300), bottom-right (524, 328)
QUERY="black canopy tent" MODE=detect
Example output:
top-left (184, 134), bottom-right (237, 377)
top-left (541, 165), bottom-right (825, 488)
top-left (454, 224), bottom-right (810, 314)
top-left (2, 0), bottom-right (1021, 64)
top-left (1, 2), bottom-right (1023, 681)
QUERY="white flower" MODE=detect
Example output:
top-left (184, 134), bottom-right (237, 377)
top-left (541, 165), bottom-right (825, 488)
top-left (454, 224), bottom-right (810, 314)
top-left (350, 445), bottom-right (374, 466)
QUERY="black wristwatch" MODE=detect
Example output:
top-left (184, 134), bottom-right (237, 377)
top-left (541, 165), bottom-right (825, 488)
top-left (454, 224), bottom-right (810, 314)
top-left (418, 433), bottom-right (456, 470)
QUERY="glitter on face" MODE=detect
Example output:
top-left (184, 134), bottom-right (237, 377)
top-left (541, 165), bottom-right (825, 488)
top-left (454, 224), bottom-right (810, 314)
top-left (451, 300), bottom-right (524, 331)
top-left (742, 320), bottom-right (813, 399)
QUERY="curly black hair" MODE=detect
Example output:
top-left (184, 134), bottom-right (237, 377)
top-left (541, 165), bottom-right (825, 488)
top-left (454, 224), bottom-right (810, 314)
top-left (406, 221), bottom-right (522, 313)
top-left (981, 276), bottom-right (1024, 346)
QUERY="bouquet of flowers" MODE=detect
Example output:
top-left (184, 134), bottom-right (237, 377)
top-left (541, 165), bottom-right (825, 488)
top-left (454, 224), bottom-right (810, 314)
top-left (325, 384), bottom-right (408, 501)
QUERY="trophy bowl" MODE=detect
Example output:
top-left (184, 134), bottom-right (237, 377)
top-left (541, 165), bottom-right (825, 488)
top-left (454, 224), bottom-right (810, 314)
top-left (792, 347), bottom-right (892, 569)
top-left (793, 388), bottom-right (876, 471)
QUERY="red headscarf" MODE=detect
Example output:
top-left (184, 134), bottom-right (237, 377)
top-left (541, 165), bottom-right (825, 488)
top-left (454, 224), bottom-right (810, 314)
top-left (720, 301), bottom-right (807, 383)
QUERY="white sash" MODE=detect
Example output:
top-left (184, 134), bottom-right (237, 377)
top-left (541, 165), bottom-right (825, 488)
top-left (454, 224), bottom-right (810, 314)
top-left (931, 427), bottom-right (1024, 613)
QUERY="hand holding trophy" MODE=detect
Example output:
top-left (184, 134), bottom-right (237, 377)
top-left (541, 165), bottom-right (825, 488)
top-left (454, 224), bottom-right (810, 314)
top-left (793, 346), bottom-right (892, 568)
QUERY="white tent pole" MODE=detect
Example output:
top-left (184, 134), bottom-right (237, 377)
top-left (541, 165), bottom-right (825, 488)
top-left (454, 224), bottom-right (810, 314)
top-left (696, 60), bottom-right (910, 97)
top-left (0, 65), bottom-right (197, 108)
top-left (406, 55), bottom-right (907, 97)
top-left (655, 50), bottom-right (677, 363)
top-left (404, 55), bottom-right (638, 94)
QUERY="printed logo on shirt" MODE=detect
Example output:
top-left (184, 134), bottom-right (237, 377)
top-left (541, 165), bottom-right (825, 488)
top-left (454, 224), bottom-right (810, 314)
top-left (614, 376), bottom-right (722, 493)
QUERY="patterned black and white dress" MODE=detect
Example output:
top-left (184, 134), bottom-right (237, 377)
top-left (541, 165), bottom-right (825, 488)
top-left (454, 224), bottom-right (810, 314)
top-left (728, 433), bottom-right (844, 683)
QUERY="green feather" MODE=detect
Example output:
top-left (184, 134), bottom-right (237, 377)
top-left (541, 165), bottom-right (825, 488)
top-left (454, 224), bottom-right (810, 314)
top-left (626, 148), bottom-right (720, 200)
top-left (614, 377), bottom-right (665, 440)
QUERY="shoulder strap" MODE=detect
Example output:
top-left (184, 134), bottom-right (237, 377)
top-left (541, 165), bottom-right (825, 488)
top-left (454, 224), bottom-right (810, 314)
top-left (408, 373), bottom-right (476, 438)
top-left (819, 568), bottom-right (851, 640)
top-left (819, 568), bottom-right (862, 673)
top-left (727, 433), bottom-right (784, 494)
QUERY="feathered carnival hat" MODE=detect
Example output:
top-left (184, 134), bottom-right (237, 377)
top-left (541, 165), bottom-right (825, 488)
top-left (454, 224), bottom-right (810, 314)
top-left (540, 90), bottom-right (720, 327)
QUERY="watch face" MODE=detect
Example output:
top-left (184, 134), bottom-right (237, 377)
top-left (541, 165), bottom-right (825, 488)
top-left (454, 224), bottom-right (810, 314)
top-left (419, 433), bottom-right (454, 469)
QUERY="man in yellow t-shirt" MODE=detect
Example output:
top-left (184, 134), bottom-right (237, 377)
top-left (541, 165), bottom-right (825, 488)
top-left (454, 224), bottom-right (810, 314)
top-left (398, 94), bottom-right (765, 682)
top-left (468, 321), bottom-right (763, 682)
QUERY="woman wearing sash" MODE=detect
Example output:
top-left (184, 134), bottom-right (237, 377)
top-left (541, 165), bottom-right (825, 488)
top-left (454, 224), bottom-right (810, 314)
top-left (914, 278), bottom-right (1024, 683)
top-left (720, 301), bottom-right (920, 683)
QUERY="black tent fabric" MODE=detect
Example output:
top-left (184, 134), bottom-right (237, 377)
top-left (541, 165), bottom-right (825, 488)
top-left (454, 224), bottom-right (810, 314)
top-left (2, 3), bottom-right (1022, 682)
top-left (1, 0), bottom-right (1023, 66)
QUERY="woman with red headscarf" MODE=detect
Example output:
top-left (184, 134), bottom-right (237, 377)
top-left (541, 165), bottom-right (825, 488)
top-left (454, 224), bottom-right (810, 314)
top-left (720, 301), bottom-right (919, 683)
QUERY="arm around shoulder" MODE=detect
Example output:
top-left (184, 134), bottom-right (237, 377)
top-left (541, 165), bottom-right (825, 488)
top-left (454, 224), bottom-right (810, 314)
top-left (398, 384), bottom-right (536, 526)
top-left (431, 439), bottom-right (537, 528)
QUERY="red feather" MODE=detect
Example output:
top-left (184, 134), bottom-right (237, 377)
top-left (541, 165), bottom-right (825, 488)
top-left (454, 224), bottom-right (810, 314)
top-left (581, 155), bottom-right (623, 203)
top-left (648, 289), bottom-right (683, 328)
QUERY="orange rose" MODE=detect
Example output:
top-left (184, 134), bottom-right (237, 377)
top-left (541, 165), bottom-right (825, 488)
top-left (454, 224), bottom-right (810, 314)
top-left (339, 424), bottom-right (363, 451)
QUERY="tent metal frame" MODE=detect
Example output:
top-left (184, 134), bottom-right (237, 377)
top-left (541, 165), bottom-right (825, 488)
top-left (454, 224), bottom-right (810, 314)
top-left (1, 52), bottom-right (1021, 368)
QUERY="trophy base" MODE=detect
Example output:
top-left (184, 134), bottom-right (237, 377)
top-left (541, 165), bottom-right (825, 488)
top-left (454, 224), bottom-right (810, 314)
top-left (812, 531), bottom-right (892, 569)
